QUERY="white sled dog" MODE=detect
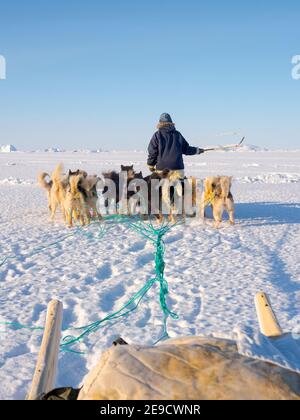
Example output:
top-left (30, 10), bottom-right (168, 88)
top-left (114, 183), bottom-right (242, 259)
top-left (200, 176), bottom-right (235, 228)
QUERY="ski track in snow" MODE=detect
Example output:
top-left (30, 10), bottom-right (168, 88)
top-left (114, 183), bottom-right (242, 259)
top-left (0, 151), bottom-right (299, 399)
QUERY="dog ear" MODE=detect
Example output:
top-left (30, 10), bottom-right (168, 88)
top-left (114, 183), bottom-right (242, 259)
top-left (68, 169), bottom-right (72, 176)
top-left (121, 165), bottom-right (125, 171)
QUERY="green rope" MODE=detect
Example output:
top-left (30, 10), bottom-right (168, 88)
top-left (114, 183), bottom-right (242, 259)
top-left (1, 216), bottom-right (181, 352)
top-left (0, 322), bottom-right (44, 332)
top-left (61, 217), bottom-right (180, 352)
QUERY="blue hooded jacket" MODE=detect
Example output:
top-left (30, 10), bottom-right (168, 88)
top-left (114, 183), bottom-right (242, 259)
top-left (147, 125), bottom-right (201, 170)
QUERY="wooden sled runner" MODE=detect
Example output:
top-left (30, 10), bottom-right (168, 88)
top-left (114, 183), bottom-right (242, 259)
top-left (26, 300), bottom-right (63, 400)
top-left (254, 292), bottom-right (283, 337)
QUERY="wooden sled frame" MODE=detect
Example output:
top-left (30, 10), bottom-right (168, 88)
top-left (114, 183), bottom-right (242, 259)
top-left (26, 292), bottom-right (283, 399)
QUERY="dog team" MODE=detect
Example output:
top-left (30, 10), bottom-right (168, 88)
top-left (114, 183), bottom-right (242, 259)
top-left (38, 113), bottom-right (235, 228)
top-left (39, 163), bottom-right (234, 228)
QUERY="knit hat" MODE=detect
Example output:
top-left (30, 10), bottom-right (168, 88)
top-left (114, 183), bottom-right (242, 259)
top-left (159, 113), bottom-right (173, 123)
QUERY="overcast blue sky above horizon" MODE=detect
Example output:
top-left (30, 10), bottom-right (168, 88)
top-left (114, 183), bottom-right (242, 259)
top-left (0, 0), bottom-right (299, 150)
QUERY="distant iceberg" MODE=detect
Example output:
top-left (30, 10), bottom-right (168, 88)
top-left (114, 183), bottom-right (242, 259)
top-left (71, 149), bottom-right (103, 153)
top-left (44, 147), bottom-right (66, 152)
top-left (236, 144), bottom-right (268, 152)
top-left (0, 144), bottom-right (17, 153)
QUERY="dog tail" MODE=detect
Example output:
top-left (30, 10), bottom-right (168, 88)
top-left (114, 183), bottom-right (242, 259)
top-left (220, 176), bottom-right (232, 200)
top-left (38, 172), bottom-right (52, 191)
top-left (52, 163), bottom-right (64, 187)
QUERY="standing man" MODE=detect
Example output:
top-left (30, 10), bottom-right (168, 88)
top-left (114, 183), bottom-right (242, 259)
top-left (147, 113), bottom-right (204, 180)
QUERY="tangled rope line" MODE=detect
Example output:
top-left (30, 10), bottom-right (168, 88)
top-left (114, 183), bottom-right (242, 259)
top-left (0, 216), bottom-right (181, 353)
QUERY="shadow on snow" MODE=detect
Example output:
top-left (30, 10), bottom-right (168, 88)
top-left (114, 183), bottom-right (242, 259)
top-left (235, 202), bottom-right (300, 226)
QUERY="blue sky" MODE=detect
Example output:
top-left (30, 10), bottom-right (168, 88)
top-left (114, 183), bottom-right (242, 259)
top-left (0, 0), bottom-right (299, 150)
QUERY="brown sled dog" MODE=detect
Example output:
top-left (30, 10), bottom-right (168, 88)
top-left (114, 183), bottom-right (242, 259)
top-left (78, 175), bottom-right (102, 220)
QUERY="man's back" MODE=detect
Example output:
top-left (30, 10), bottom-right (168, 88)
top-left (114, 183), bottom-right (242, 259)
top-left (147, 123), bottom-right (201, 170)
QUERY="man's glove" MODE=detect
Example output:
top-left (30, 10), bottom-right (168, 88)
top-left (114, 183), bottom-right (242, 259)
top-left (148, 165), bottom-right (156, 172)
top-left (197, 148), bottom-right (205, 154)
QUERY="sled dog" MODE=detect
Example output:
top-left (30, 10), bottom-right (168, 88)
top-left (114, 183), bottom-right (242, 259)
top-left (78, 175), bottom-right (101, 220)
top-left (38, 164), bottom-right (69, 221)
top-left (200, 176), bottom-right (234, 227)
top-left (38, 164), bottom-right (89, 225)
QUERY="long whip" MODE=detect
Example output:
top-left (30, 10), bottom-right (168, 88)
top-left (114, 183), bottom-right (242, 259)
top-left (203, 136), bottom-right (245, 152)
